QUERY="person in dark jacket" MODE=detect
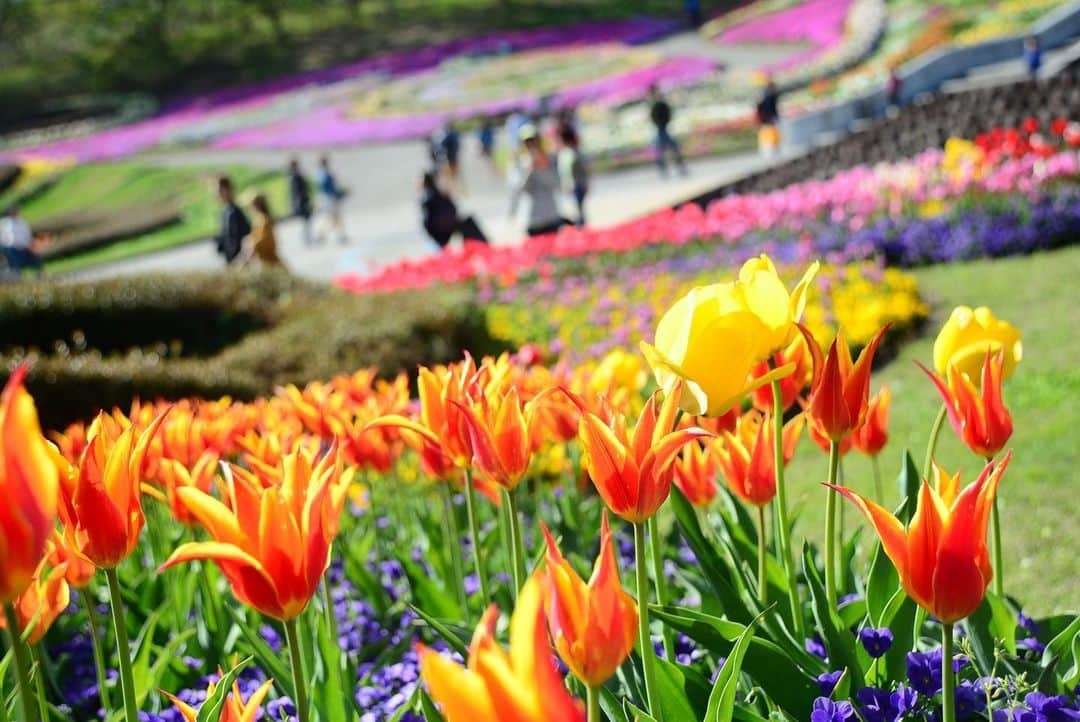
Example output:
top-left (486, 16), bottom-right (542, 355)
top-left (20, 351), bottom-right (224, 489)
top-left (1023, 36), bottom-right (1042, 79)
top-left (287, 158), bottom-right (313, 245)
top-left (215, 175), bottom-right (250, 265)
top-left (420, 171), bottom-right (487, 249)
top-left (756, 79), bottom-right (780, 126)
top-left (649, 85), bottom-right (687, 177)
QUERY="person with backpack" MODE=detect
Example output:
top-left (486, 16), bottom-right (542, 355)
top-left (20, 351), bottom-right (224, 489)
top-left (214, 175), bottom-right (251, 265)
top-left (649, 85), bottom-right (687, 177)
top-left (420, 171), bottom-right (488, 249)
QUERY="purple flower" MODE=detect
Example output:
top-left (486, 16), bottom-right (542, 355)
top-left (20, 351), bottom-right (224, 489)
top-left (1020, 692), bottom-right (1080, 722)
top-left (810, 697), bottom-right (857, 722)
top-left (816, 671), bottom-right (844, 696)
top-left (906, 649), bottom-right (943, 696)
top-left (806, 635), bottom-right (828, 661)
top-left (859, 627), bottom-right (894, 658)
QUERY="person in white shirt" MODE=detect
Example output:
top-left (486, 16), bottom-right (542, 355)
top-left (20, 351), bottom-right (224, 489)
top-left (509, 127), bottom-right (569, 237)
top-left (0, 206), bottom-right (43, 275)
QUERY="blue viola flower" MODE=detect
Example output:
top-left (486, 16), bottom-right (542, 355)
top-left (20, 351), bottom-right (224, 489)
top-left (807, 635), bottom-right (828, 661)
top-left (859, 627), bottom-right (894, 658)
top-left (810, 697), bottom-right (857, 722)
top-left (816, 670), bottom-right (844, 696)
top-left (906, 649), bottom-right (943, 696)
top-left (1021, 691), bottom-right (1080, 721)
top-left (954, 680), bottom-right (986, 720)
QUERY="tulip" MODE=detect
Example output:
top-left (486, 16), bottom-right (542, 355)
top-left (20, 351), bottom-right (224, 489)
top-left (540, 512), bottom-right (637, 690)
top-left (920, 350), bottom-right (1012, 460)
top-left (417, 575), bottom-right (585, 722)
top-left (751, 334), bottom-right (814, 414)
top-left (672, 441), bottom-right (720, 508)
top-left (933, 306), bottom-right (1021, 382)
top-left (0, 558), bottom-right (70, 646)
top-left (163, 674), bottom-right (274, 722)
top-left (148, 452), bottom-right (220, 526)
top-left (715, 410), bottom-right (803, 509)
top-left (640, 255), bottom-right (819, 417)
top-left (0, 366), bottom-right (60, 605)
top-left (851, 386), bottom-right (891, 458)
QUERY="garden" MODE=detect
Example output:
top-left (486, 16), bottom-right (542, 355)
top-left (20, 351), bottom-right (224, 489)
top-left (1, 86), bottom-right (1079, 722)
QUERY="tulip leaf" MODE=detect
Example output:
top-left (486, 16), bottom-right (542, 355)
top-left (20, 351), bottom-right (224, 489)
top-left (313, 609), bottom-right (352, 722)
top-left (704, 610), bottom-right (760, 722)
top-left (652, 656), bottom-right (702, 721)
top-left (408, 604), bottom-right (470, 659)
top-left (965, 592), bottom-right (1018, 675)
top-left (866, 541), bottom-right (899, 627)
top-left (195, 656), bottom-right (250, 722)
top-left (622, 699), bottom-right (659, 722)
top-left (403, 557), bottom-right (462, 621)
top-left (1043, 613), bottom-right (1080, 690)
top-left (879, 591), bottom-right (917, 683)
top-left (418, 688), bottom-right (445, 722)
top-left (224, 607), bottom-right (291, 698)
top-left (1044, 614), bottom-right (1080, 662)
top-left (600, 686), bottom-right (631, 722)
top-left (387, 686), bottom-right (421, 722)
top-left (894, 451), bottom-right (920, 524)
top-left (802, 543), bottom-right (865, 690)
top-left (732, 705), bottom-right (771, 722)
top-left (650, 605), bottom-right (819, 719)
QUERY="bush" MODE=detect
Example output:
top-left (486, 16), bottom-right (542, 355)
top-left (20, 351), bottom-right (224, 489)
top-left (0, 271), bottom-right (504, 429)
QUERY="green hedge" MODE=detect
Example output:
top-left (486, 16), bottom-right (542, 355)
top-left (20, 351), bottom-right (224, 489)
top-left (0, 271), bottom-right (503, 429)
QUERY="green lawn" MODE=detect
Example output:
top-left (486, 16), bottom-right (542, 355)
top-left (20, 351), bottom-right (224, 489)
top-left (0, 161), bottom-right (287, 273)
top-left (785, 245), bottom-right (1080, 615)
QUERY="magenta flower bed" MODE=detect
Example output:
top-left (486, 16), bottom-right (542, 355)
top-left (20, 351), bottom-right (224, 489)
top-left (719, 0), bottom-right (854, 71)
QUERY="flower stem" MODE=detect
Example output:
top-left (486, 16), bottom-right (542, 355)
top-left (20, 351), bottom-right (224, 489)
top-left (587, 684), bottom-right (602, 722)
top-left (991, 497), bottom-right (1004, 597)
top-left (82, 590), bottom-right (111, 716)
top-left (30, 646), bottom-right (49, 722)
top-left (825, 440), bottom-right (841, 609)
top-left (633, 521), bottom-right (661, 721)
top-left (321, 570), bottom-right (338, 642)
top-left (942, 622), bottom-right (956, 722)
top-left (647, 515), bottom-right (675, 660)
top-left (769, 381), bottom-right (804, 639)
top-left (923, 404), bottom-right (948, 481)
top-left (440, 483), bottom-right (468, 614)
top-left (283, 617), bottom-right (311, 722)
top-left (3, 604), bottom-right (35, 722)
top-left (462, 468), bottom-right (490, 604)
top-left (757, 505), bottom-right (768, 605)
top-left (502, 488), bottom-right (527, 600)
top-left (872, 454), bottom-right (884, 505)
top-left (104, 568), bottom-right (139, 722)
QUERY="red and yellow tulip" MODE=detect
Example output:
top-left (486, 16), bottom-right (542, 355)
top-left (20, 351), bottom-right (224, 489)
top-left (828, 454), bottom-right (1011, 623)
top-left (159, 445), bottom-right (351, 620)
top-left (417, 575), bottom-right (585, 722)
top-left (540, 511), bottom-right (637, 687)
top-left (851, 386), bottom-right (891, 457)
top-left (0, 556), bottom-right (69, 645)
top-left (803, 325), bottom-right (890, 442)
top-left (163, 673), bottom-right (274, 722)
top-left (920, 350), bottom-right (1012, 459)
top-left (0, 366), bottom-right (59, 604)
top-left (454, 387), bottom-right (537, 490)
top-left (715, 410), bottom-right (804, 507)
top-left (672, 441), bottom-right (720, 508)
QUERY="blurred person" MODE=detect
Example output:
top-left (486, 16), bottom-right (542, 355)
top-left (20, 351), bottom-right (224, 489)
top-left (0, 205), bottom-right (43, 276)
top-left (505, 110), bottom-right (529, 158)
top-left (440, 123), bottom-right (462, 178)
top-left (238, 193), bottom-right (285, 269)
top-left (886, 66), bottom-right (903, 108)
top-left (557, 125), bottom-right (590, 227)
top-left (756, 78), bottom-right (781, 156)
top-left (649, 85), bottom-right (687, 177)
top-left (287, 158), bottom-right (313, 245)
top-left (214, 176), bottom-right (250, 265)
top-left (1024, 36), bottom-right (1042, 79)
top-left (478, 119), bottom-right (496, 162)
top-left (510, 126), bottom-right (569, 237)
top-left (316, 155), bottom-right (347, 244)
top-left (420, 171), bottom-right (488, 249)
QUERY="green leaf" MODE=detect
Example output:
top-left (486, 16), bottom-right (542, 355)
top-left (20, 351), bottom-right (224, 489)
top-left (600, 686), bottom-right (631, 722)
top-left (409, 605), bottom-right (470, 659)
top-left (704, 611), bottom-right (760, 722)
top-left (622, 699), bottom-right (659, 722)
top-left (386, 687), bottom-right (422, 722)
top-left (196, 657), bottom-right (250, 722)
top-left (865, 542), bottom-right (899, 627)
top-left (404, 558), bottom-right (462, 621)
top-left (418, 688), bottom-right (445, 722)
top-left (879, 593), bottom-right (917, 683)
top-left (895, 451), bottom-right (920, 524)
top-left (224, 607), bottom-right (291, 698)
top-left (1044, 614), bottom-right (1080, 665)
top-left (313, 610), bottom-right (352, 722)
top-left (652, 656), bottom-right (699, 721)
top-left (965, 592), bottom-right (1018, 675)
top-left (802, 544), bottom-right (865, 689)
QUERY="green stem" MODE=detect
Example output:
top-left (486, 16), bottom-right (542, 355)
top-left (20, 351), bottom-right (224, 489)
top-left (502, 488), bottom-right (527, 600)
top-left (440, 483), bottom-right (468, 614)
top-left (757, 505), bottom-right (768, 605)
top-left (462, 469), bottom-right (490, 604)
top-left (30, 647), bottom-right (48, 722)
top-left (587, 684), bottom-right (602, 722)
top-left (647, 515), bottom-right (675, 660)
top-left (923, 404), bottom-right (948, 481)
top-left (633, 522), bottom-right (661, 721)
top-left (769, 381), bottom-right (804, 639)
top-left (3, 604), bottom-right (35, 722)
top-left (872, 454), bottom-right (884, 505)
top-left (283, 617), bottom-right (311, 722)
top-left (104, 568), bottom-right (138, 722)
top-left (321, 570), bottom-right (338, 642)
top-left (942, 623), bottom-right (956, 722)
top-left (991, 497), bottom-right (1004, 597)
top-left (825, 441), bottom-right (841, 609)
top-left (81, 591), bottom-right (111, 716)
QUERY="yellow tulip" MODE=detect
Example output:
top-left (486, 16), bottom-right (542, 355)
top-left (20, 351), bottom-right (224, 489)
top-left (933, 306), bottom-right (1022, 381)
top-left (641, 255), bottom-right (819, 416)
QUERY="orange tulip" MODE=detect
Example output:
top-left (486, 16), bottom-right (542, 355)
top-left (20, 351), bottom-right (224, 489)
top-left (716, 410), bottom-right (804, 507)
top-left (751, 334), bottom-right (814, 414)
top-left (148, 452), bottom-right (220, 526)
top-left (46, 530), bottom-right (96, 589)
top-left (453, 387), bottom-right (537, 490)
top-left (576, 389), bottom-right (711, 523)
top-left (673, 441), bottom-right (720, 508)
top-left (163, 673), bottom-right (273, 722)
top-left (802, 324), bottom-right (890, 442)
top-left (540, 512), bottom-right (637, 687)
top-left (58, 410), bottom-right (167, 569)
top-left (807, 416), bottom-right (853, 456)
top-left (919, 350), bottom-right (1012, 459)
top-left (851, 386), bottom-right (891, 457)
top-left (0, 366), bottom-right (59, 604)
top-left (828, 454), bottom-right (1011, 623)
top-left (159, 445), bottom-right (351, 620)
top-left (0, 558), bottom-right (69, 645)
top-left (417, 575), bottom-right (585, 722)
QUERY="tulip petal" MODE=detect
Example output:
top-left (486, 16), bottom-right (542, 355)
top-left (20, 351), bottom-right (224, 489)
top-left (418, 643), bottom-right (498, 722)
top-left (827, 484), bottom-right (909, 583)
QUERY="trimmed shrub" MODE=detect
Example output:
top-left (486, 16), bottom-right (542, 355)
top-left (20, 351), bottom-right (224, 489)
top-left (0, 271), bottom-right (503, 429)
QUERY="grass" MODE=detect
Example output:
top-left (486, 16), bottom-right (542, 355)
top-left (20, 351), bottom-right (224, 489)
top-left (785, 245), bottom-right (1080, 615)
top-left (0, 161), bottom-right (287, 274)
